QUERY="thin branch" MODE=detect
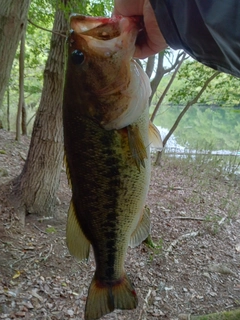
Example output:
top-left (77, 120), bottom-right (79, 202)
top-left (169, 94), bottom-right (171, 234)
top-left (164, 216), bottom-right (206, 221)
top-left (42, 244), bottom-right (53, 261)
top-left (27, 112), bottom-right (36, 127)
top-left (34, 224), bottom-right (48, 234)
top-left (165, 51), bottom-right (186, 73)
top-left (28, 19), bottom-right (67, 38)
top-left (150, 52), bottom-right (187, 122)
top-left (138, 289), bottom-right (152, 320)
top-left (162, 71), bottom-right (219, 148)
top-left (155, 71), bottom-right (219, 165)
top-left (165, 231), bottom-right (199, 257)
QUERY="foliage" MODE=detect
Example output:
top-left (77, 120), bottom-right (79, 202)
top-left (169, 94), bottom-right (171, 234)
top-left (1, 0), bottom-right (114, 132)
top-left (1, 0), bottom-right (54, 131)
top-left (167, 61), bottom-right (240, 107)
top-left (57, 0), bottom-right (113, 17)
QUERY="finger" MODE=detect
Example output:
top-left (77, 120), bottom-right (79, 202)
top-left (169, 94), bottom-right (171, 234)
top-left (113, 0), bottom-right (144, 16)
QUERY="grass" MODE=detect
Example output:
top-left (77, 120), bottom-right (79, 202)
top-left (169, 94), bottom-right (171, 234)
top-left (155, 143), bottom-right (240, 232)
top-left (146, 238), bottom-right (164, 263)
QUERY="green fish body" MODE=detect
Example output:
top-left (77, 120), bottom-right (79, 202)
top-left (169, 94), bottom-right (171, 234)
top-left (63, 14), bottom-right (161, 320)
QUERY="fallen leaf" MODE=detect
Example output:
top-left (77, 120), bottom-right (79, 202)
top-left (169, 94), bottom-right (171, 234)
top-left (12, 270), bottom-right (21, 279)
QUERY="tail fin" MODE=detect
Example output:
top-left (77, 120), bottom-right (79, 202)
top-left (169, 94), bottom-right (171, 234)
top-left (85, 273), bottom-right (138, 320)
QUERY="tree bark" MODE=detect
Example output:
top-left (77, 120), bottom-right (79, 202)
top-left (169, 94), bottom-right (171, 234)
top-left (10, 0), bottom-right (68, 221)
top-left (16, 30), bottom-right (26, 141)
top-left (149, 52), bottom-right (165, 103)
top-left (0, 0), bottom-right (31, 110)
top-left (145, 55), bottom-right (155, 79)
top-left (7, 87), bottom-right (10, 131)
top-left (21, 103), bottom-right (27, 135)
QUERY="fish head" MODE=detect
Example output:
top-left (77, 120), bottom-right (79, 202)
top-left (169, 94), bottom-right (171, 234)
top-left (69, 14), bottom-right (140, 61)
top-left (65, 15), bottom-right (148, 128)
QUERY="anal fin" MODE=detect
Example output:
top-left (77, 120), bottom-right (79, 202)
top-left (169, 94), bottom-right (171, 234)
top-left (129, 206), bottom-right (151, 248)
top-left (66, 200), bottom-right (90, 260)
top-left (127, 124), bottom-right (147, 171)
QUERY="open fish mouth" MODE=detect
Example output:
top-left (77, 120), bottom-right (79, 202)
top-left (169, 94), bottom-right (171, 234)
top-left (69, 14), bottom-right (142, 58)
top-left (70, 14), bottom-right (121, 39)
top-left (70, 14), bottom-right (142, 37)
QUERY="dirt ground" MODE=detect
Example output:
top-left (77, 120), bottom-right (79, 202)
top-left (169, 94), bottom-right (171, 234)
top-left (0, 129), bottom-right (240, 320)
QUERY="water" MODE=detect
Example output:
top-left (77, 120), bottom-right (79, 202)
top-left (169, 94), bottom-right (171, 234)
top-left (153, 105), bottom-right (240, 155)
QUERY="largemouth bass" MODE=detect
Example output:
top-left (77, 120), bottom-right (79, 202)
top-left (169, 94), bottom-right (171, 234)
top-left (63, 14), bottom-right (162, 320)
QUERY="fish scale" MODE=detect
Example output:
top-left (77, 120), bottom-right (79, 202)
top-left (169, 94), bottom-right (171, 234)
top-left (68, 113), bottom-right (149, 233)
top-left (63, 14), bottom-right (161, 320)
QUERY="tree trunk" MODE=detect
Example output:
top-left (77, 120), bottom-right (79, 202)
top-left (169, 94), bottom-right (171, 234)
top-left (16, 30), bottom-right (26, 141)
top-left (145, 55), bottom-right (155, 79)
top-left (7, 87), bottom-right (10, 131)
top-left (0, 0), bottom-right (31, 110)
top-left (21, 103), bottom-right (27, 135)
top-left (149, 52), bottom-right (165, 103)
top-left (10, 0), bottom-right (68, 221)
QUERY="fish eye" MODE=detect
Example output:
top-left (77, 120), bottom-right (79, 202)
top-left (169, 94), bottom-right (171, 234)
top-left (71, 50), bottom-right (84, 65)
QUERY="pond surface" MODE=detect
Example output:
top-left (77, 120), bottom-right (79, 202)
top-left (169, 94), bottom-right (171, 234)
top-left (153, 105), bottom-right (240, 154)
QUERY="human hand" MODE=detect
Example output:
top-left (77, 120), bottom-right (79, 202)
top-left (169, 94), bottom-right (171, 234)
top-left (113, 0), bottom-right (167, 58)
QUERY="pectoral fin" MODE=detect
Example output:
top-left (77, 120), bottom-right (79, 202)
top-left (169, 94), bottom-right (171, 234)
top-left (66, 200), bottom-right (90, 260)
top-left (129, 206), bottom-right (151, 248)
top-left (127, 125), bottom-right (148, 171)
top-left (149, 121), bottom-right (163, 149)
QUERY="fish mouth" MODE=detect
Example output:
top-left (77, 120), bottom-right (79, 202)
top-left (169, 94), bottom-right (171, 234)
top-left (70, 14), bottom-right (142, 38)
top-left (70, 14), bottom-right (121, 40)
top-left (69, 14), bottom-right (141, 58)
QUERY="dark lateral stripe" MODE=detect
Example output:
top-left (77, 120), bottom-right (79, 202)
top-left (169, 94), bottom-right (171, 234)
top-left (65, 114), bottom-right (128, 281)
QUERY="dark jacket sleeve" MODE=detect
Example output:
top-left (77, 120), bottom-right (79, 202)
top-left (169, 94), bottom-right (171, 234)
top-left (150, 0), bottom-right (240, 77)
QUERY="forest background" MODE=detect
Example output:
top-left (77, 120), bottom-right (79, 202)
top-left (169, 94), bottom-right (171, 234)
top-left (0, 1), bottom-right (240, 319)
